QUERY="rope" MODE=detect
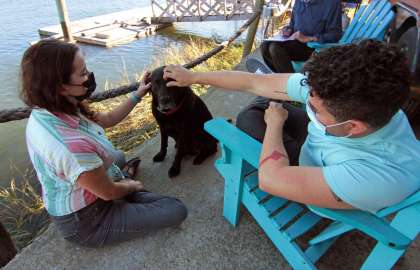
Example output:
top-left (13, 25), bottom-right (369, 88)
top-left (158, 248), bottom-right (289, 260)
top-left (0, 11), bottom-right (261, 123)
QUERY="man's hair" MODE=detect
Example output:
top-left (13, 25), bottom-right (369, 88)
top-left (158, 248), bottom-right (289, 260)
top-left (303, 39), bottom-right (410, 128)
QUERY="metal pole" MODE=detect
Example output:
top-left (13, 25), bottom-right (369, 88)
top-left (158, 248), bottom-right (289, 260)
top-left (55, 0), bottom-right (74, 43)
top-left (243, 0), bottom-right (264, 57)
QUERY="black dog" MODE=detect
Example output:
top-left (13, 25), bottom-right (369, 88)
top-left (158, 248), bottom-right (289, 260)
top-left (148, 66), bottom-right (218, 177)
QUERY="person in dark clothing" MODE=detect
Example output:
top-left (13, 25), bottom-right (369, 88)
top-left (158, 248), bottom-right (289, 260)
top-left (262, 0), bottom-right (342, 73)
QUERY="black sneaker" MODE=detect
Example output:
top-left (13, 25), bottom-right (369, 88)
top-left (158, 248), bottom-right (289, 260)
top-left (246, 57), bottom-right (273, 74)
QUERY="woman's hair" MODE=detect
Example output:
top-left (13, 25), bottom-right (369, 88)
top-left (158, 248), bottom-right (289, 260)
top-left (20, 39), bottom-right (92, 117)
top-left (303, 39), bottom-right (410, 128)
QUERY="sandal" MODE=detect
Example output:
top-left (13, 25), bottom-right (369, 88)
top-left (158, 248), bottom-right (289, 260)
top-left (122, 157), bottom-right (141, 179)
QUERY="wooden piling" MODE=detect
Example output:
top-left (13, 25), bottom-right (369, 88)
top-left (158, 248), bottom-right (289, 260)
top-left (243, 0), bottom-right (265, 57)
top-left (55, 0), bottom-right (74, 43)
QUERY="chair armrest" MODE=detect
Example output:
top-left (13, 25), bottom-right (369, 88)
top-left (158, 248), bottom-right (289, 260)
top-left (307, 42), bottom-right (341, 50)
top-left (308, 206), bottom-right (411, 249)
top-left (204, 118), bottom-right (262, 168)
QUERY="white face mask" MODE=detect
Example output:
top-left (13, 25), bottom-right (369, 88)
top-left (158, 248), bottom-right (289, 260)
top-left (306, 100), bottom-right (352, 138)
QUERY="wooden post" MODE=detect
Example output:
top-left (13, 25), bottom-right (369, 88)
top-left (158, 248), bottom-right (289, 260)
top-left (243, 0), bottom-right (265, 57)
top-left (55, 0), bottom-right (74, 43)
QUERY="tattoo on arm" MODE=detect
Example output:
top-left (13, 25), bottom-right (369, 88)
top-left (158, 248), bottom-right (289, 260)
top-left (259, 151), bottom-right (288, 167)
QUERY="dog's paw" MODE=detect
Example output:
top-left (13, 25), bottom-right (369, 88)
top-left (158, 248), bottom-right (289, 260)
top-left (153, 152), bottom-right (166, 162)
top-left (168, 166), bottom-right (180, 178)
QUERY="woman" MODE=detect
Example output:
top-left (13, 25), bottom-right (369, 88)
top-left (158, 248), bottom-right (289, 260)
top-left (163, 40), bottom-right (420, 213)
top-left (20, 39), bottom-right (187, 247)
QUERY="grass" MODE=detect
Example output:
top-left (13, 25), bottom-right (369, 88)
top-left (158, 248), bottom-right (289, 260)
top-left (0, 35), bottom-right (243, 251)
top-left (0, 162), bottom-right (49, 250)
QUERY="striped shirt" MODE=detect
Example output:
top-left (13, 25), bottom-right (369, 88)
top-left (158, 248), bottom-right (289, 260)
top-left (26, 108), bottom-right (124, 216)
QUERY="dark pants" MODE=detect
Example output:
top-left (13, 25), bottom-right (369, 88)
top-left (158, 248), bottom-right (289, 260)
top-left (236, 97), bottom-right (309, 166)
top-left (261, 40), bottom-right (314, 73)
top-left (51, 191), bottom-right (188, 247)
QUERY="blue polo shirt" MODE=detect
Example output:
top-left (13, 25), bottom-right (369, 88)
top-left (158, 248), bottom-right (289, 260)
top-left (288, 0), bottom-right (342, 43)
top-left (286, 73), bottom-right (420, 213)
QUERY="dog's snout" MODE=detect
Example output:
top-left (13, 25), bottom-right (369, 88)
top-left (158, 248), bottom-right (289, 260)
top-left (160, 96), bottom-right (171, 104)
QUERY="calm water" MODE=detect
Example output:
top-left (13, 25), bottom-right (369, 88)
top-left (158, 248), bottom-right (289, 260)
top-left (0, 0), bottom-right (245, 187)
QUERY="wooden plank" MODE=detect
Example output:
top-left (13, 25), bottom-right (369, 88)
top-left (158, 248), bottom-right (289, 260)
top-left (39, 7), bottom-right (152, 37)
top-left (151, 14), bottom-right (251, 23)
top-left (285, 211), bottom-right (322, 240)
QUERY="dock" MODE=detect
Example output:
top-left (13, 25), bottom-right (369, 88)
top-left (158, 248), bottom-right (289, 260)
top-left (38, 7), bottom-right (170, 47)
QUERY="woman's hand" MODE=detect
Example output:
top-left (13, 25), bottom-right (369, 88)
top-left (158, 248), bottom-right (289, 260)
top-left (163, 65), bottom-right (195, 87)
top-left (264, 102), bottom-right (288, 127)
top-left (135, 71), bottom-right (152, 99)
top-left (291, 31), bottom-right (318, 43)
top-left (280, 26), bottom-right (293, 37)
top-left (121, 179), bottom-right (144, 192)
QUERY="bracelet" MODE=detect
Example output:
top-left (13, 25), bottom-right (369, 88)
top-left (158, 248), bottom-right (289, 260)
top-left (128, 92), bottom-right (141, 104)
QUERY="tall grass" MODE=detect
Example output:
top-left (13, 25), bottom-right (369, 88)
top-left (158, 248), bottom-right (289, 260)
top-left (0, 163), bottom-right (49, 250)
top-left (0, 36), bottom-right (243, 251)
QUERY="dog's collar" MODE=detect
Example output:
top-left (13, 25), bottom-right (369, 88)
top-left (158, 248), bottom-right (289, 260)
top-left (159, 95), bottom-right (186, 115)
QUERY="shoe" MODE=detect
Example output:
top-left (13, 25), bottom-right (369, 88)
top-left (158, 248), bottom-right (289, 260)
top-left (246, 57), bottom-right (273, 74)
top-left (122, 157), bottom-right (141, 179)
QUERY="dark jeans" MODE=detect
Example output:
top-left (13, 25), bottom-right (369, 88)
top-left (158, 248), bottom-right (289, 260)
top-left (236, 97), bottom-right (309, 166)
top-left (261, 40), bottom-right (314, 73)
top-left (51, 191), bottom-right (188, 247)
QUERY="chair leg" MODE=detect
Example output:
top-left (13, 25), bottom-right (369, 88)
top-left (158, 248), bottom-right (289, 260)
top-left (361, 205), bottom-right (420, 270)
top-left (221, 155), bottom-right (253, 226)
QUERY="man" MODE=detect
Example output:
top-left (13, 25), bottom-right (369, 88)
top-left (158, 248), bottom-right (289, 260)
top-left (261, 0), bottom-right (342, 73)
top-left (163, 40), bottom-right (420, 213)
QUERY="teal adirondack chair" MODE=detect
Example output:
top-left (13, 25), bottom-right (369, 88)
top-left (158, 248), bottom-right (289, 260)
top-left (204, 118), bottom-right (420, 270)
top-left (292, 0), bottom-right (395, 72)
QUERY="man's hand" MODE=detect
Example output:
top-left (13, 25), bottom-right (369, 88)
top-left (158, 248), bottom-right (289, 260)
top-left (163, 65), bottom-right (195, 87)
top-left (135, 71), bottom-right (152, 99)
top-left (264, 102), bottom-right (288, 127)
top-left (292, 31), bottom-right (318, 43)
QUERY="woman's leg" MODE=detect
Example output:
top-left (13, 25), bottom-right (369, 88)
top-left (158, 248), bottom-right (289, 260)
top-left (80, 192), bottom-right (188, 247)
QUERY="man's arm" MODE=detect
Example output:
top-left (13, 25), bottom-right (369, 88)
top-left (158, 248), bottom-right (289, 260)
top-left (258, 103), bottom-right (352, 209)
top-left (164, 65), bottom-right (293, 101)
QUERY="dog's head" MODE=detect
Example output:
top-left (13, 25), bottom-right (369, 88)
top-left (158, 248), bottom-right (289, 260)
top-left (148, 66), bottom-right (188, 114)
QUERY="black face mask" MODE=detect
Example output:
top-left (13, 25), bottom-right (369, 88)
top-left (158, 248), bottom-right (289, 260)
top-left (69, 72), bottom-right (97, 101)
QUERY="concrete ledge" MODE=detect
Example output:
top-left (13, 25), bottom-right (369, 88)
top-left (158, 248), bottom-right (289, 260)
top-left (5, 56), bottom-right (420, 270)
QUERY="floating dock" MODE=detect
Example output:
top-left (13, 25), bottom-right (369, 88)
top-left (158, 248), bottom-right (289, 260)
top-left (38, 8), bottom-right (170, 47)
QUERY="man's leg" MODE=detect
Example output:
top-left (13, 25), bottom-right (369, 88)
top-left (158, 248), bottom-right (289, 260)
top-left (261, 40), bottom-right (314, 73)
top-left (236, 98), bottom-right (309, 165)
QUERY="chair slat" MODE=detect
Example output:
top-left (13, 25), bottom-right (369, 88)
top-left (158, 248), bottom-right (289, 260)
top-left (341, 5), bottom-right (367, 43)
top-left (362, 2), bottom-right (392, 38)
top-left (263, 196), bottom-right (288, 215)
top-left (273, 203), bottom-right (304, 229)
top-left (286, 211), bottom-right (323, 240)
top-left (354, 0), bottom-right (389, 39)
top-left (347, 0), bottom-right (383, 42)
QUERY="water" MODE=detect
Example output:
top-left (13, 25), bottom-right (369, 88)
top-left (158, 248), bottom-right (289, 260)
top-left (0, 0), bottom-right (246, 187)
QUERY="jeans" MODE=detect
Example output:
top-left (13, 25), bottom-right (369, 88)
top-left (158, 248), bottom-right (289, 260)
top-left (51, 191), bottom-right (188, 247)
top-left (261, 40), bottom-right (314, 73)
